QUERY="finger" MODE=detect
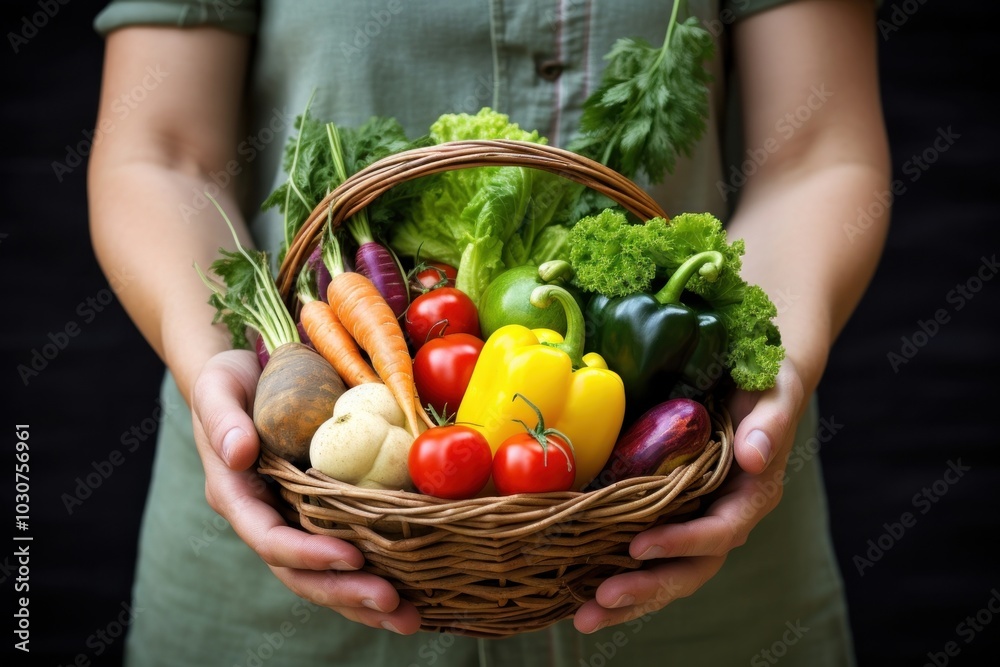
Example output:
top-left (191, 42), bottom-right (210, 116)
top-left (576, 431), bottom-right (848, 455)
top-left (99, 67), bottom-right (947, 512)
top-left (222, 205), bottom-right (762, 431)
top-left (573, 556), bottom-right (726, 633)
top-left (201, 450), bottom-right (365, 571)
top-left (273, 567), bottom-right (422, 634)
top-left (628, 471), bottom-right (777, 560)
top-left (732, 364), bottom-right (805, 475)
top-left (192, 350), bottom-right (262, 470)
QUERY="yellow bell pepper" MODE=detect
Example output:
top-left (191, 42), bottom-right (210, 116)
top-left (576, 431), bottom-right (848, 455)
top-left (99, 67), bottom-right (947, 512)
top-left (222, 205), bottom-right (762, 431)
top-left (457, 285), bottom-right (626, 491)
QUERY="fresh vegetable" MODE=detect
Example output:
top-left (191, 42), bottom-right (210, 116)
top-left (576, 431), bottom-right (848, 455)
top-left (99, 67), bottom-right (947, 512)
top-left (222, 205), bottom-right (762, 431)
top-left (310, 383), bottom-right (415, 490)
top-left (321, 225), bottom-right (430, 436)
top-left (586, 398), bottom-right (711, 491)
top-left (413, 333), bottom-right (483, 418)
top-left (408, 422), bottom-right (493, 500)
top-left (585, 250), bottom-right (726, 400)
top-left (296, 267), bottom-right (380, 387)
top-left (477, 260), bottom-right (585, 339)
top-left (387, 108), bottom-right (574, 305)
top-left (255, 327), bottom-right (314, 369)
top-left (305, 244), bottom-right (332, 303)
top-left (570, 210), bottom-right (785, 392)
top-left (491, 394), bottom-right (575, 495)
top-left (409, 260), bottom-right (457, 292)
top-left (326, 123), bottom-right (410, 317)
top-left (567, 0), bottom-right (713, 185)
top-left (456, 284), bottom-right (625, 491)
top-left (194, 196), bottom-right (345, 463)
top-left (404, 286), bottom-right (481, 350)
top-left (255, 343), bottom-right (346, 464)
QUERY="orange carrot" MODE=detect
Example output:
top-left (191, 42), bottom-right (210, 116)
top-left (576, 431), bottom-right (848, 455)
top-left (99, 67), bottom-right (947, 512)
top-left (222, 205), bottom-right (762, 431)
top-left (299, 299), bottom-right (381, 387)
top-left (297, 267), bottom-right (380, 387)
top-left (320, 229), bottom-right (431, 435)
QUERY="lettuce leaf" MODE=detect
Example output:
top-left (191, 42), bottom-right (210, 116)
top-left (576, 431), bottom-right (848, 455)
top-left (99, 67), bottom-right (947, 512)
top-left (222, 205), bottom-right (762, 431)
top-left (386, 108), bottom-right (573, 305)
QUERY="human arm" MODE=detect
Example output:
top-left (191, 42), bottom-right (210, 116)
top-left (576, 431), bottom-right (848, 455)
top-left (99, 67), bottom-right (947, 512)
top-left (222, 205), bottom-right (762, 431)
top-left (87, 26), bottom-right (420, 633)
top-left (573, 0), bottom-right (890, 632)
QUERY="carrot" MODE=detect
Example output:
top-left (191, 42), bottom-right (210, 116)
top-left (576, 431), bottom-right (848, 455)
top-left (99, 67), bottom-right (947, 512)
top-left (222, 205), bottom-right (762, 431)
top-left (322, 226), bottom-right (432, 436)
top-left (297, 268), bottom-right (381, 387)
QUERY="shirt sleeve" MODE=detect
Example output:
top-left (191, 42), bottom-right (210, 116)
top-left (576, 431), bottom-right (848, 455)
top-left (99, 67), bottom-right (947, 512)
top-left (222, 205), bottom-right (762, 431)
top-left (724, 0), bottom-right (882, 21)
top-left (93, 0), bottom-right (259, 36)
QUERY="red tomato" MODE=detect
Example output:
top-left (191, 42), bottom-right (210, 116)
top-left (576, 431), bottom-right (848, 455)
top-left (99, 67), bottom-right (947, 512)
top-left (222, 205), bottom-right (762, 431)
top-left (492, 432), bottom-right (576, 495)
top-left (413, 333), bottom-right (484, 417)
top-left (404, 287), bottom-right (480, 349)
top-left (412, 262), bottom-right (457, 291)
top-left (408, 425), bottom-right (493, 499)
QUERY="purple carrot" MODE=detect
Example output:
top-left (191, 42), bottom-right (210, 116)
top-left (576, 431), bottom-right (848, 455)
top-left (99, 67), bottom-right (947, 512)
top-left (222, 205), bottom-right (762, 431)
top-left (305, 244), bottom-right (333, 303)
top-left (354, 240), bottom-right (410, 318)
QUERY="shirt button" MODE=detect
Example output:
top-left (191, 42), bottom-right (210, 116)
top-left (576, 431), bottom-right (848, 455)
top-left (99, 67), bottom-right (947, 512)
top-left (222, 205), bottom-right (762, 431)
top-left (536, 59), bottom-right (565, 81)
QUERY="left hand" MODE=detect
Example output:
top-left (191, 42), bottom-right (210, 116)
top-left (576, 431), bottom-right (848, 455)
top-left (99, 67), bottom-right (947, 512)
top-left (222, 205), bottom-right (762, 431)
top-left (573, 359), bottom-right (808, 633)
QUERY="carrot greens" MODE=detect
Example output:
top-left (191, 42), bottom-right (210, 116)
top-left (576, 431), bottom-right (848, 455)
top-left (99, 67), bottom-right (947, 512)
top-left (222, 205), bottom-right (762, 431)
top-left (194, 195), bottom-right (299, 353)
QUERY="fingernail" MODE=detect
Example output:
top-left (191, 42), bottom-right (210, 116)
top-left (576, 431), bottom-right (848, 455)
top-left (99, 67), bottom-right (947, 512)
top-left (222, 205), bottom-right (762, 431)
top-left (329, 560), bottom-right (357, 571)
top-left (363, 599), bottom-right (386, 612)
top-left (381, 620), bottom-right (402, 634)
top-left (610, 594), bottom-right (635, 609)
top-left (221, 428), bottom-right (246, 465)
top-left (636, 545), bottom-right (666, 560)
top-left (584, 621), bottom-right (608, 634)
top-left (746, 429), bottom-right (772, 467)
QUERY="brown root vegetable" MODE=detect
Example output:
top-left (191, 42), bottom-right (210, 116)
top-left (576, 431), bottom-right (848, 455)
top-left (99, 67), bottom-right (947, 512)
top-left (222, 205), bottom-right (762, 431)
top-left (253, 342), bottom-right (346, 464)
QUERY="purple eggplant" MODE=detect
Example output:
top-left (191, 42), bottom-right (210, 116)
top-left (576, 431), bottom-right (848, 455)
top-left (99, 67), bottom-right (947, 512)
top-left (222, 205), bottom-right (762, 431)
top-left (354, 241), bottom-right (410, 318)
top-left (587, 398), bottom-right (711, 490)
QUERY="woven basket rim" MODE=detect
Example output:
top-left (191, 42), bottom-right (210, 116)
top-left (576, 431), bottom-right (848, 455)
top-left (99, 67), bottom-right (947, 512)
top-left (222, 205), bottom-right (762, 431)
top-left (261, 138), bottom-right (736, 636)
top-left (275, 139), bottom-right (669, 309)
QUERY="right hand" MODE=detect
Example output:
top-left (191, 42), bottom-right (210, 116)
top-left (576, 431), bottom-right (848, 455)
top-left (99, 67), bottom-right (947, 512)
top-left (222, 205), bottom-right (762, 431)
top-left (190, 349), bottom-right (422, 634)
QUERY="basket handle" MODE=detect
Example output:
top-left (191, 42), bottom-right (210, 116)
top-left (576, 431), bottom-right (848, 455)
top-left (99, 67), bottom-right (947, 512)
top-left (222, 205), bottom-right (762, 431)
top-left (276, 139), bottom-right (669, 306)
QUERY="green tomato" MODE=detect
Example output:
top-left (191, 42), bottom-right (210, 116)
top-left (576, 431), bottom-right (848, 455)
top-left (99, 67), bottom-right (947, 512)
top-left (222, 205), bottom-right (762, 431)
top-left (478, 261), bottom-right (585, 339)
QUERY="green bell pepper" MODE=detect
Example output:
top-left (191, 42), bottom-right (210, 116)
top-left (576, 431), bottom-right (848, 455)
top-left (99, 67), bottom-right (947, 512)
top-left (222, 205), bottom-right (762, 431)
top-left (584, 250), bottom-right (728, 400)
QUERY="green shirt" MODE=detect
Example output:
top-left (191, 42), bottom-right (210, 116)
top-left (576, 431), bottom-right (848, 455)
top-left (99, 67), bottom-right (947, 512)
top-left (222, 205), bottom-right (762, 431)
top-left (93, 2), bottom-right (855, 665)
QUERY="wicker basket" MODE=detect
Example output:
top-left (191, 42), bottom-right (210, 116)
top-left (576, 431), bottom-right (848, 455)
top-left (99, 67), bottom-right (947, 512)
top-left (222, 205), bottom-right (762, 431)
top-left (262, 139), bottom-right (735, 638)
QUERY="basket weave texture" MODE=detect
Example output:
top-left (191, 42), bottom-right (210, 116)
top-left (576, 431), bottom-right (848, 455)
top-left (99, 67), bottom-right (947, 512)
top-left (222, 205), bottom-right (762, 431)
top-left (265, 140), bottom-right (735, 638)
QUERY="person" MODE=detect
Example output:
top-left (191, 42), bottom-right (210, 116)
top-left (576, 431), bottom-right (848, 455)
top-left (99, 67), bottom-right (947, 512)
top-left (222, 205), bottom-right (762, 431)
top-left (86, 1), bottom-right (889, 665)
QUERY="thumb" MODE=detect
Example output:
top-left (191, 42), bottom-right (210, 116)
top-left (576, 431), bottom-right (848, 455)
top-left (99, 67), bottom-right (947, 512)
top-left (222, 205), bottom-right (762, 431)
top-left (730, 362), bottom-right (806, 475)
top-left (192, 350), bottom-right (262, 471)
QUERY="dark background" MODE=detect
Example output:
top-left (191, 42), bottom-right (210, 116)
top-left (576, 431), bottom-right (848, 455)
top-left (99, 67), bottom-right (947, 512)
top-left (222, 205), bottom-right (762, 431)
top-left (1, 1), bottom-right (997, 665)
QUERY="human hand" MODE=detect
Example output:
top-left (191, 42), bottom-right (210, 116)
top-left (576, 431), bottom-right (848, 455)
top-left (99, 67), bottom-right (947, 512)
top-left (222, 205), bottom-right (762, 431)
top-left (190, 349), bottom-right (422, 634)
top-left (573, 360), bottom-right (808, 633)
